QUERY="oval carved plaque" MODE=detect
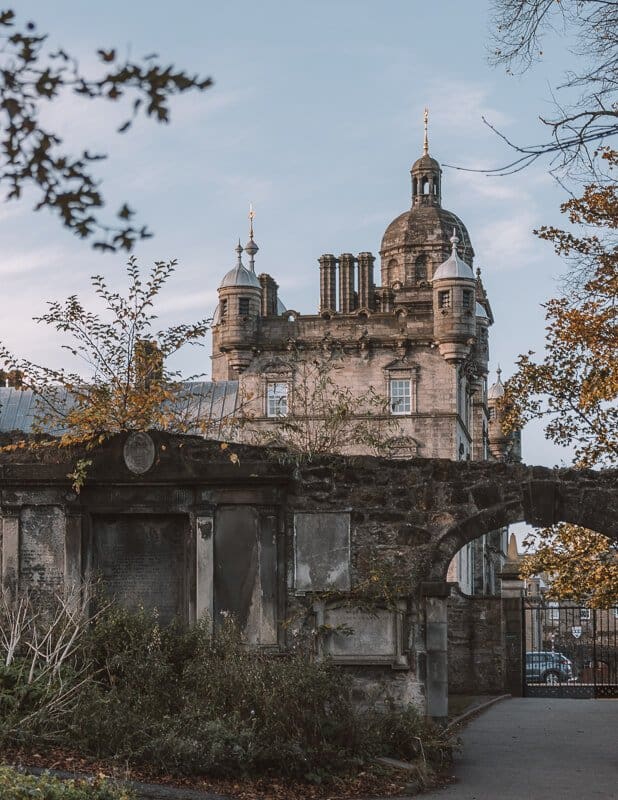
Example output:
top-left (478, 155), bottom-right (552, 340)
top-left (123, 432), bottom-right (156, 475)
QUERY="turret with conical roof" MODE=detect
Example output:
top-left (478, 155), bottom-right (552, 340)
top-left (214, 240), bottom-right (262, 375)
top-left (431, 230), bottom-right (477, 363)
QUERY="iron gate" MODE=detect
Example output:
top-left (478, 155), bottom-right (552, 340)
top-left (523, 600), bottom-right (618, 698)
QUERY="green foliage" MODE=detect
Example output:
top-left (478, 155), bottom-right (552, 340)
top-left (0, 597), bottom-right (452, 781)
top-left (0, 9), bottom-right (212, 251)
top-left (0, 257), bottom-right (211, 451)
top-left (0, 767), bottom-right (133, 800)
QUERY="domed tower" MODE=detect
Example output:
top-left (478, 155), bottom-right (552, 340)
top-left (380, 109), bottom-right (474, 289)
top-left (487, 368), bottom-right (510, 461)
top-left (431, 230), bottom-right (476, 363)
top-left (213, 240), bottom-right (262, 375)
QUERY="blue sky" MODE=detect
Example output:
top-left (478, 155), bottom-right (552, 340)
top-left (1, 1), bottom-right (581, 467)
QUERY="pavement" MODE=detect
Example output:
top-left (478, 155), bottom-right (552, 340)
top-left (420, 697), bottom-right (618, 800)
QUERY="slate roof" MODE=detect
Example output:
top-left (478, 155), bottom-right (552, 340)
top-left (0, 381), bottom-right (239, 438)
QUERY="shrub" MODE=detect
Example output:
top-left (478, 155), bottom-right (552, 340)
top-left (0, 766), bottom-right (133, 800)
top-left (1, 595), bottom-right (453, 781)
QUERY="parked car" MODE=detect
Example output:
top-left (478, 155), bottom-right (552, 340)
top-left (526, 651), bottom-right (576, 684)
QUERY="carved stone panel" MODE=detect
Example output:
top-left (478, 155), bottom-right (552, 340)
top-left (92, 514), bottom-right (187, 624)
top-left (20, 505), bottom-right (65, 588)
top-left (294, 512), bottom-right (350, 592)
top-left (314, 601), bottom-right (408, 667)
top-left (123, 432), bottom-right (156, 475)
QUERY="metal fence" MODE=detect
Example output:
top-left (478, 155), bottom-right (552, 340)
top-left (523, 600), bottom-right (618, 698)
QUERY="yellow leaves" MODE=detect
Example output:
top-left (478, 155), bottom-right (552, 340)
top-left (522, 524), bottom-right (618, 607)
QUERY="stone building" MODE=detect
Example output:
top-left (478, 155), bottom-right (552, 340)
top-left (210, 118), bottom-right (517, 595)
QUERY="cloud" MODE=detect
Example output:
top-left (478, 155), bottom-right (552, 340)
top-left (474, 211), bottom-right (543, 271)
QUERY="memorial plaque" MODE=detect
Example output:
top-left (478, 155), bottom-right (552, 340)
top-left (123, 432), bottom-right (156, 475)
top-left (19, 506), bottom-right (65, 588)
top-left (92, 514), bottom-right (186, 623)
top-left (294, 512), bottom-right (350, 592)
top-left (315, 602), bottom-right (408, 667)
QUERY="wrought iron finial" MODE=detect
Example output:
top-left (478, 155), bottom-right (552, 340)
top-left (245, 203), bottom-right (259, 272)
top-left (423, 107), bottom-right (429, 155)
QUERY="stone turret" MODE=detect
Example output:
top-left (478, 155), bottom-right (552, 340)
top-left (431, 231), bottom-right (476, 363)
top-left (215, 241), bottom-right (262, 374)
top-left (487, 368), bottom-right (510, 461)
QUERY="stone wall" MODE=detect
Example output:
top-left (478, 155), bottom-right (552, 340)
top-left (447, 585), bottom-right (505, 694)
top-left (0, 432), bottom-right (616, 716)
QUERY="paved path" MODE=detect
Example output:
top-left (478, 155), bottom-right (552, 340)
top-left (422, 697), bottom-right (618, 799)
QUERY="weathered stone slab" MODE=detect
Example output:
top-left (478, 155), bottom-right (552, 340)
top-left (294, 511), bottom-right (350, 592)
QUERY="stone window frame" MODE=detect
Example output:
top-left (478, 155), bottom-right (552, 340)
top-left (259, 362), bottom-right (294, 421)
top-left (462, 289), bottom-right (473, 310)
top-left (438, 289), bottom-right (450, 309)
top-left (238, 297), bottom-right (250, 316)
top-left (383, 362), bottom-right (419, 416)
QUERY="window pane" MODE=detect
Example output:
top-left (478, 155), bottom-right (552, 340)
top-left (390, 379), bottom-right (411, 415)
top-left (267, 382), bottom-right (288, 417)
top-left (238, 297), bottom-right (250, 316)
top-left (438, 290), bottom-right (450, 309)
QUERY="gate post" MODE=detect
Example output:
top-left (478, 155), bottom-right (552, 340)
top-left (500, 533), bottom-right (524, 697)
top-left (421, 581), bottom-right (450, 723)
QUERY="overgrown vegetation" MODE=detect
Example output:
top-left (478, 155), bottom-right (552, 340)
top-left (0, 258), bottom-right (214, 459)
top-left (0, 589), bottom-right (451, 784)
top-left (0, 767), bottom-right (133, 800)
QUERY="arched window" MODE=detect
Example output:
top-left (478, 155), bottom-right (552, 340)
top-left (412, 177), bottom-right (418, 196)
top-left (422, 177), bottom-right (429, 195)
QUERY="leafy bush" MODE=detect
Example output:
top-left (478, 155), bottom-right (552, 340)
top-left (0, 767), bottom-right (133, 800)
top-left (1, 596), bottom-right (452, 781)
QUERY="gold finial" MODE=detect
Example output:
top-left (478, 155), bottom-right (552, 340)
top-left (248, 202), bottom-right (255, 240)
top-left (423, 107), bottom-right (429, 155)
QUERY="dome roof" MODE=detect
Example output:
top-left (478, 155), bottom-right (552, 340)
top-left (432, 231), bottom-right (475, 281)
top-left (381, 205), bottom-right (474, 263)
top-left (488, 368), bottom-right (505, 401)
top-left (219, 242), bottom-right (260, 289)
top-left (411, 153), bottom-right (441, 173)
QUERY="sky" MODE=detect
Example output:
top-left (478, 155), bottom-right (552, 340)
top-left (0, 0), bottom-right (584, 469)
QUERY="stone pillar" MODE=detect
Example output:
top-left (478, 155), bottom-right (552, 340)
top-left (421, 581), bottom-right (450, 723)
top-left (1, 508), bottom-right (20, 598)
top-left (339, 253), bottom-right (356, 314)
top-left (501, 533), bottom-right (524, 697)
top-left (318, 254), bottom-right (337, 313)
top-left (357, 251), bottom-right (375, 310)
top-left (195, 515), bottom-right (214, 631)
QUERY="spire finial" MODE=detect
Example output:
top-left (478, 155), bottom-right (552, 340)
top-left (235, 239), bottom-right (243, 265)
top-left (450, 226), bottom-right (459, 252)
top-left (244, 203), bottom-right (259, 272)
top-left (496, 365), bottom-right (502, 382)
top-left (423, 107), bottom-right (429, 155)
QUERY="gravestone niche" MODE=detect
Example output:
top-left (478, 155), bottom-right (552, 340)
top-left (92, 514), bottom-right (186, 623)
top-left (214, 506), bottom-right (277, 646)
top-left (294, 512), bottom-right (350, 592)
